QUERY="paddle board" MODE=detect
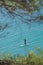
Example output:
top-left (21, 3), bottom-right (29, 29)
top-left (20, 44), bottom-right (29, 47)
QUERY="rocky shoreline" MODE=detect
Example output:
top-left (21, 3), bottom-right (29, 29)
top-left (0, 0), bottom-right (17, 13)
top-left (0, 0), bottom-right (39, 13)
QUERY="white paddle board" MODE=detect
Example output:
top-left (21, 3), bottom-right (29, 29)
top-left (20, 44), bottom-right (29, 47)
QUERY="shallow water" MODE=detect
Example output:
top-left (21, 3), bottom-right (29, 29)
top-left (0, 7), bottom-right (43, 56)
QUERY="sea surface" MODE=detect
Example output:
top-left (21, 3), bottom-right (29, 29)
top-left (0, 7), bottom-right (43, 56)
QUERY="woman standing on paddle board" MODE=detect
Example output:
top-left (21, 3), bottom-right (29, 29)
top-left (20, 39), bottom-right (27, 46)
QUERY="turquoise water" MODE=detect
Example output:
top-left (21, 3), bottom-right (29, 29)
top-left (0, 7), bottom-right (43, 56)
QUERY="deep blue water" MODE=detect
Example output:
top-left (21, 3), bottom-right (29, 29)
top-left (0, 7), bottom-right (43, 56)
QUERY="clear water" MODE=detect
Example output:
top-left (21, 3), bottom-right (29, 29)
top-left (0, 7), bottom-right (43, 56)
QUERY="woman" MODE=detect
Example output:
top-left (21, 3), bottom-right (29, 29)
top-left (24, 39), bottom-right (26, 45)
